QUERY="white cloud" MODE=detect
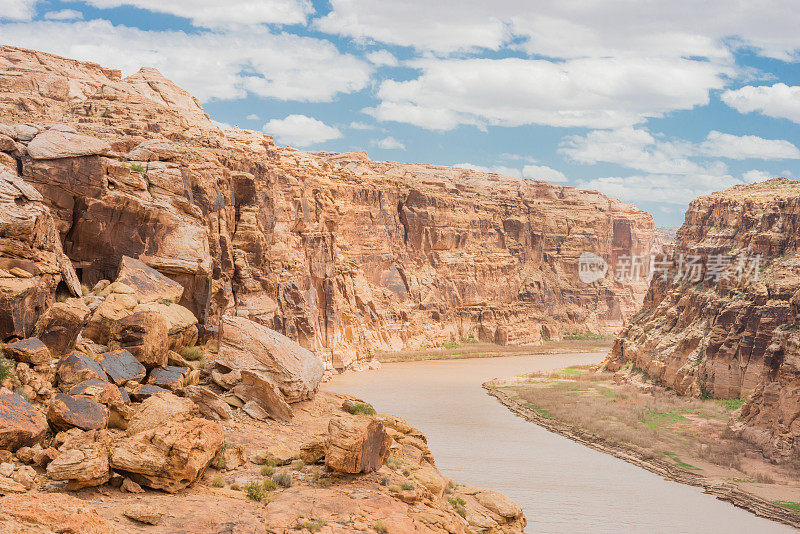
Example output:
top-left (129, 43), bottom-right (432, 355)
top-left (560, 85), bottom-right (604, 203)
top-left (263, 114), bottom-right (342, 147)
top-left (0, 0), bottom-right (36, 21)
top-left (79, 0), bottom-right (314, 27)
top-left (246, 114), bottom-right (260, 120)
top-left (522, 164), bottom-right (567, 183)
top-left (375, 136), bottom-right (405, 150)
top-left (699, 131), bottom-right (800, 160)
top-left (348, 121), bottom-right (375, 130)
top-left (722, 84), bottom-right (800, 124)
top-left (742, 170), bottom-right (774, 183)
top-left (0, 20), bottom-right (372, 103)
top-left (365, 50), bottom-right (398, 67)
top-left (43, 9), bottom-right (84, 21)
top-left (366, 57), bottom-right (729, 130)
top-left (453, 163), bottom-right (521, 178)
top-left (578, 173), bottom-right (743, 206)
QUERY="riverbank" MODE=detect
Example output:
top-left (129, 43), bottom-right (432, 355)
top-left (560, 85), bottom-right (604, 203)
top-left (377, 339), bottom-right (613, 363)
top-left (484, 369), bottom-right (800, 530)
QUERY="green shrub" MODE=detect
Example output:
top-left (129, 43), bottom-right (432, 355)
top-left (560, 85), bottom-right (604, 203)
top-left (180, 346), bottom-right (204, 361)
top-left (0, 357), bottom-right (12, 383)
top-left (374, 519), bottom-right (389, 533)
top-left (210, 476), bottom-right (224, 488)
top-left (262, 478), bottom-right (277, 491)
top-left (157, 298), bottom-right (172, 306)
top-left (294, 518), bottom-right (326, 532)
top-left (129, 163), bottom-right (146, 174)
top-left (400, 483), bottom-right (414, 491)
top-left (715, 398), bottom-right (747, 410)
top-left (346, 402), bottom-right (376, 416)
top-left (449, 497), bottom-right (467, 518)
top-left (441, 341), bottom-right (460, 349)
top-left (272, 471), bottom-right (292, 488)
top-left (291, 459), bottom-right (305, 471)
top-left (379, 476), bottom-right (389, 486)
top-left (245, 480), bottom-right (268, 502)
top-left (261, 465), bottom-right (275, 476)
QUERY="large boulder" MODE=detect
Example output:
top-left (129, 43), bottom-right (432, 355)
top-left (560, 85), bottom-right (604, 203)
top-left (108, 310), bottom-right (169, 368)
top-left (46, 429), bottom-right (111, 489)
top-left (26, 129), bottom-right (111, 159)
top-left (115, 256), bottom-right (183, 304)
top-left (132, 301), bottom-right (198, 351)
top-left (110, 392), bottom-right (223, 492)
top-left (146, 365), bottom-right (187, 390)
top-left (3, 337), bottom-right (51, 365)
top-left (218, 316), bottom-right (323, 403)
top-left (183, 386), bottom-right (232, 421)
top-left (55, 351), bottom-right (108, 390)
top-left (0, 393), bottom-right (48, 451)
top-left (324, 415), bottom-right (392, 474)
top-left (47, 393), bottom-right (108, 431)
top-left (69, 379), bottom-right (127, 406)
top-left (33, 299), bottom-right (91, 356)
top-left (99, 349), bottom-right (146, 385)
top-left (0, 492), bottom-right (115, 533)
top-left (233, 370), bottom-right (293, 422)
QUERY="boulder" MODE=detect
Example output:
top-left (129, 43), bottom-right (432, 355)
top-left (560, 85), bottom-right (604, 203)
top-left (55, 351), bottom-right (108, 390)
top-left (108, 310), bottom-right (169, 368)
top-left (0, 492), bottom-right (115, 533)
top-left (115, 256), bottom-right (183, 304)
top-left (0, 394), bottom-right (47, 451)
top-left (110, 392), bottom-right (223, 492)
top-left (69, 379), bottom-right (127, 406)
top-left (133, 301), bottom-right (198, 351)
top-left (128, 384), bottom-right (168, 402)
top-left (233, 370), bottom-right (293, 422)
top-left (124, 504), bottom-right (163, 525)
top-left (147, 365), bottom-right (188, 390)
top-left (46, 429), bottom-right (111, 489)
top-left (47, 393), bottom-right (108, 431)
top-left (325, 415), bottom-right (392, 474)
top-left (218, 316), bottom-right (323, 403)
top-left (299, 439), bottom-right (326, 465)
top-left (99, 349), bottom-right (146, 384)
top-left (4, 337), bottom-right (51, 365)
top-left (26, 129), bottom-right (111, 159)
top-left (183, 386), bottom-right (232, 420)
top-left (82, 293), bottom-right (137, 345)
top-left (33, 299), bottom-right (91, 356)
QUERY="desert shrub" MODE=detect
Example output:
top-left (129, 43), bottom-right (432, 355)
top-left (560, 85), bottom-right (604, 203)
top-left (400, 483), bottom-right (414, 491)
top-left (262, 478), bottom-right (277, 491)
top-left (180, 346), bottom-right (204, 361)
top-left (374, 519), bottom-right (389, 533)
top-left (345, 402), bottom-right (376, 416)
top-left (294, 518), bottom-right (326, 532)
top-left (261, 465), bottom-right (275, 476)
top-left (379, 476), bottom-right (389, 486)
top-left (129, 163), bottom-right (146, 174)
top-left (291, 459), bottom-right (305, 471)
top-left (210, 476), bottom-right (224, 488)
top-left (245, 480), bottom-right (268, 502)
top-left (449, 497), bottom-right (467, 518)
top-left (0, 357), bottom-right (12, 383)
top-left (157, 298), bottom-right (172, 306)
top-left (272, 471), bottom-right (292, 488)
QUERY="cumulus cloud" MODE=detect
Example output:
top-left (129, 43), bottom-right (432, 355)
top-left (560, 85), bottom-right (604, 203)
top-left (0, 0), bottom-right (36, 21)
top-left (246, 114), bottom-right (260, 120)
top-left (348, 121), bottom-right (375, 130)
top-left (742, 170), bottom-right (774, 183)
top-left (365, 50), bottom-right (398, 67)
top-left (366, 57), bottom-right (729, 130)
top-left (0, 20), bottom-right (372, 103)
top-left (699, 131), bottom-right (800, 160)
top-left (522, 164), bottom-right (568, 183)
top-left (43, 9), bottom-right (84, 21)
top-left (578, 173), bottom-right (743, 206)
top-left (263, 114), bottom-right (342, 147)
top-left (722, 84), bottom-right (800, 124)
top-left (375, 136), bottom-right (405, 150)
top-left (79, 0), bottom-right (314, 27)
top-left (453, 163), bottom-right (522, 178)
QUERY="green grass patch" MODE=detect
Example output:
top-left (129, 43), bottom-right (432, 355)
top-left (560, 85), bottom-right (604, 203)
top-left (715, 398), bottom-right (746, 411)
top-left (180, 346), bottom-right (204, 361)
top-left (560, 367), bottom-right (586, 375)
top-left (0, 357), bottom-right (11, 383)
top-left (345, 402), bottom-right (376, 416)
top-left (595, 386), bottom-right (617, 400)
top-left (523, 403), bottom-right (551, 418)
top-left (663, 452), bottom-right (701, 471)
top-left (773, 501), bottom-right (800, 512)
top-left (639, 411), bottom-right (688, 428)
top-left (564, 331), bottom-right (607, 341)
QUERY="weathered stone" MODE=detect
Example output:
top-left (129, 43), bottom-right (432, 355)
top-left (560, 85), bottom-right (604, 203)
top-left (55, 351), bottom-right (108, 390)
top-left (0, 492), bottom-right (115, 533)
top-left (33, 446), bottom-right (59, 468)
top-left (325, 415), bottom-right (392, 474)
top-left (69, 378), bottom-right (127, 406)
top-left (115, 256), bottom-right (184, 304)
top-left (47, 393), bottom-right (108, 431)
top-left (219, 316), bottom-right (324, 403)
top-left (124, 504), bottom-right (163, 525)
top-left (0, 476), bottom-right (26, 494)
top-left (26, 129), bottom-right (111, 159)
top-left (216, 443), bottom-right (246, 471)
top-left (183, 385), bottom-right (232, 420)
top-left (82, 293), bottom-right (137, 345)
top-left (125, 391), bottom-right (196, 436)
top-left (233, 370), bottom-right (293, 422)
top-left (147, 365), bottom-right (188, 390)
top-left (99, 349), bottom-right (146, 384)
top-left (299, 439), bottom-right (326, 465)
top-left (33, 299), bottom-right (91, 356)
top-left (4, 337), bottom-right (51, 365)
top-left (133, 301), bottom-right (198, 351)
top-left (46, 429), bottom-right (110, 489)
top-left (108, 310), bottom-right (169, 368)
top-left (121, 477), bottom-right (144, 493)
top-left (0, 393), bottom-right (48, 450)
top-left (128, 384), bottom-right (168, 402)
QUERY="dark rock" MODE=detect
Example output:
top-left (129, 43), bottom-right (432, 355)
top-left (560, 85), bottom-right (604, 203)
top-left (0, 393), bottom-right (48, 451)
top-left (146, 365), bottom-right (187, 390)
top-left (99, 350), bottom-right (146, 385)
top-left (69, 379), bottom-right (127, 406)
top-left (4, 338), bottom-right (51, 365)
top-left (33, 299), bottom-right (91, 356)
top-left (55, 351), bottom-right (108, 390)
top-left (108, 311), bottom-right (169, 369)
top-left (128, 384), bottom-right (168, 402)
top-left (47, 393), bottom-right (108, 431)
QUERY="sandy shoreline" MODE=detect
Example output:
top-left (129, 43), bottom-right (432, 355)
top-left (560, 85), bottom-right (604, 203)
top-left (483, 380), bottom-right (800, 530)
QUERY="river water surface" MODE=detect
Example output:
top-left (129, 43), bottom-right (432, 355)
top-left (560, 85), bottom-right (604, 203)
top-left (326, 352), bottom-right (794, 534)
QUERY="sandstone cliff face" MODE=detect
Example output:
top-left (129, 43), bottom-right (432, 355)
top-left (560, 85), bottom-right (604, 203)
top-left (605, 178), bottom-right (800, 461)
top-left (0, 45), bottom-right (653, 369)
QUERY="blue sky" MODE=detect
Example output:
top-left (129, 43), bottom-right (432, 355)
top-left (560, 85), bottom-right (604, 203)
top-left (2, 1), bottom-right (800, 226)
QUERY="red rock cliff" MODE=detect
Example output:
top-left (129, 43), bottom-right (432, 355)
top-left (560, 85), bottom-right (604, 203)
top-left (605, 178), bottom-right (800, 461)
top-left (0, 45), bottom-right (653, 369)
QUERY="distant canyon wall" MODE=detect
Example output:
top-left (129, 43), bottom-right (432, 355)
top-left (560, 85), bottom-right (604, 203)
top-left (0, 45), bottom-right (654, 369)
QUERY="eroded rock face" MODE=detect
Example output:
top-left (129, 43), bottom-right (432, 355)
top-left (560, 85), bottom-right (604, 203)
top-left (33, 298), bottom-right (91, 356)
top-left (605, 178), bottom-right (800, 461)
top-left (46, 429), bottom-right (111, 489)
top-left (0, 393), bottom-right (48, 451)
top-left (0, 492), bottom-right (115, 533)
top-left (325, 414), bottom-right (392, 474)
top-left (108, 310), bottom-right (169, 368)
top-left (0, 44), bottom-right (653, 370)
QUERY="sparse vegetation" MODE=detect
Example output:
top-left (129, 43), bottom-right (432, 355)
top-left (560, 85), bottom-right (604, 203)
top-left (373, 519), bottom-right (389, 533)
top-left (774, 501), bottom-right (800, 512)
top-left (715, 397), bottom-right (747, 410)
top-left (345, 402), bottom-right (376, 416)
top-left (448, 497), bottom-right (467, 518)
top-left (400, 482), bottom-right (414, 491)
top-left (272, 470), bottom-right (293, 488)
top-left (245, 480), bottom-right (269, 502)
top-left (293, 518), bottom-right (326, 532)
top-left (379, 476), bottom-right (389, 486)
top-left (129, 163), bottom-right (146, 174)
top-left (180, 346), bottom-right (204, 361)
top-left (563, 331), bottom-right (607, 341)
top-left (210, 476), bottom-right (224, 488)
top-left (261, 465), bottom-right (275, 476)
top-left (157, 298), bottom-right (172, 306)
top-left (262, 477), bottom-right (277, 491)
top-left (291, 459), bottom-right (305, 471)
top-left (0, 356), bottom-right (11, 383)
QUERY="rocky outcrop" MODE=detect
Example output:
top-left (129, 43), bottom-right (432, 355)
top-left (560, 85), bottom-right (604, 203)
top-left (0, 44), bottom-right (652, 371)
top-left (605, 178), bottom-right (800, 462)
top-left (325, 414), bottom-right (392, 473)
top-left (0, 492), bottom-right (115, 533)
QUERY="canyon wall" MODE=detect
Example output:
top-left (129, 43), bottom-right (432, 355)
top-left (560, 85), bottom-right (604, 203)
top-left (0, 45), bottom-right (653, 369)
top-left (605, 178), bottom-right (800, 461)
